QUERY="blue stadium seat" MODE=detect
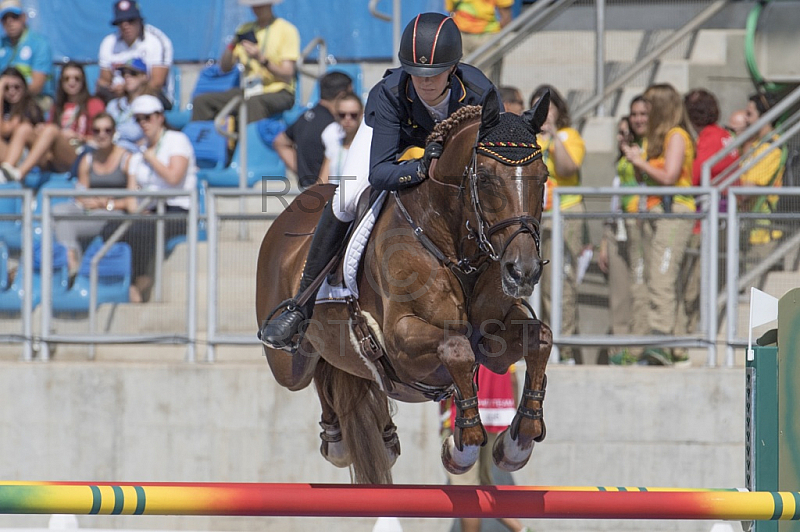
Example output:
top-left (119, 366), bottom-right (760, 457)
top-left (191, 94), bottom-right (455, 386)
top-left (0, 181), bottom-right (24, 251)
top-left (198, 120), bottom-right (285, 187)
top-left (52, 237), bottom-right (131, 313)
top-left (165, 180), bottom-right (208, 254)
top-left (0, 241), bottom-right (69, 313)
top-left (306, 64), bottom-right (365, 106)
top-left (83, 64), bottom-right (102, 97)
top-left (0, 240), bottom-right (8, 292)
top-left (183, 121), bottom-right (228, 169)
top-left (191, 63), bottom-right (240, 101)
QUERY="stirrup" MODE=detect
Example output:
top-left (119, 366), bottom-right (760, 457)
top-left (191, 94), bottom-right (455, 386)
top-left (258, 298), bottom-right (308, 352)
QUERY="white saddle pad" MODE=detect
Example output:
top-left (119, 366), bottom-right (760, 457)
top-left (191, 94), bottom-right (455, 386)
top-left (316, 190), bottom-right (388, 303)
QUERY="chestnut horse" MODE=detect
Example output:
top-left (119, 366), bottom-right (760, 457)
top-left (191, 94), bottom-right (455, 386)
top-left (256, 89), bottom-right (552, 484)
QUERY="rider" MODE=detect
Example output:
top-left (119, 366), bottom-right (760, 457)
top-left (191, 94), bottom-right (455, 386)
top-left (260, 12), bottom-right (502, 350)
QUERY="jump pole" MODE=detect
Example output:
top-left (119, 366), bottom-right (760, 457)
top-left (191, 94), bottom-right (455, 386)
top-left (0, 482), bottom-right (798, 521)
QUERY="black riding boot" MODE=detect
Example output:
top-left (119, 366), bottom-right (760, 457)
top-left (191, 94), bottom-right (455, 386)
top-left (259, 201), bottom-right (351, 350)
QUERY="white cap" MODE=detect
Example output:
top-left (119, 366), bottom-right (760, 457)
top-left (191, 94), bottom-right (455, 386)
top-left (130, 94), bottom-right (164, 115)
top-left (239, 0), bottom-right (283, 6)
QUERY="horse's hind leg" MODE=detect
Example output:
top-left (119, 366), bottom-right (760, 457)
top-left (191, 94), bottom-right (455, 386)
top-left (490, 319), bottom-right (552, 472)
top-left (314, 360), bottom-right (351, 468)
top-left (438, 335), bottom-right (486, 475)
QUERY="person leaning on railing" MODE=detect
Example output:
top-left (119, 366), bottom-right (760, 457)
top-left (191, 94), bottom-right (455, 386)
top-left (530, 84), bottom-right (588, 365)
top-left (100, 95), bottom-right (197, 303)
top-left (53, 113), bottom-right (137, 277)
top-left (737, 92), bottom-right (785, 247)
top-left (620, 83), bottom-right (694, 367)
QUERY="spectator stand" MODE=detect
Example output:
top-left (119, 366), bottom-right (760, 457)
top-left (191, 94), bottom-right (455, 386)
top-left (37, 187), bottom-right (200, 362)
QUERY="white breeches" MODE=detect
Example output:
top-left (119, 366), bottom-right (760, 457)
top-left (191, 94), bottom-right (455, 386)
top-left (331, 118), bottom-right (373, 222)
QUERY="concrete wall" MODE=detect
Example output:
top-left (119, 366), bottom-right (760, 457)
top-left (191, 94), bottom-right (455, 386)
top-left (0, 362), bottom-right (745, 532)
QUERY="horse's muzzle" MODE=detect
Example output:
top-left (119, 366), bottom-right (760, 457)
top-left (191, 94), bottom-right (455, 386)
top-left (501, 258), bottom-right (542, 298)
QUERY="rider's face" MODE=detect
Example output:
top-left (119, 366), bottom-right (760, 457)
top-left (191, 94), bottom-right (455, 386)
top-left (410, 67), bottom-right (453, 107)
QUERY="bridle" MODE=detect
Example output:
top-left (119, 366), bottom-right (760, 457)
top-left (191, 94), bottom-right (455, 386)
top-left (393, 128), bottom-right (546, 299)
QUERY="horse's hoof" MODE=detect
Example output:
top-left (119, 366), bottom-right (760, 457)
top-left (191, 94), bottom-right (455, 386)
top-left (441, 434), bottom-right (479, 475)
top-left (492, 428), bottom-right (534, 472)
top-left (320, 420), bottom-right (351, 468)
top-left (384, 424), bottom-right (401, 467)
top-left (320, 440), bottom-right (351, 468)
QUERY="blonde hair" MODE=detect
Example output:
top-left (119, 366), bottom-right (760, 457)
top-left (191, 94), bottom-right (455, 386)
top-left (643, 83), bottom-right (691, 160)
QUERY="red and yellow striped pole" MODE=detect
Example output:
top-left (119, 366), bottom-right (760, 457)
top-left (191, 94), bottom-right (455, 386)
top-left (1, 482), bottom-right (799, 520)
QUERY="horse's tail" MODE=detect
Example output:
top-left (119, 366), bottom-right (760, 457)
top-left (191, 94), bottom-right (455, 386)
top-left (317, 361), bottom-right (394, 484)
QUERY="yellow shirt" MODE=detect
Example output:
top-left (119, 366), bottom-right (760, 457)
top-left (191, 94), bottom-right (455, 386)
top-left (232, 18), bottom-right (300, 95)
top-left (643, 127), bottom-right (695, 211)
top-left (739, 135), bottom-right (783, 212)
top-left (539, 127), bottom-right (584, 212)
top-left (445, 0), bottom-right (514, 34)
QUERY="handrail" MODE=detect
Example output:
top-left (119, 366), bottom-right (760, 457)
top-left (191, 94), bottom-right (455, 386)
top-left (702, 84), bottom-right (800, 188)
top-left (572, 0), bottom-right (730, 122)
top-left (296, 37), bottom-right (328, 84)
top-left (468, 0), bottom-right (577, 71)
top-left (368, 0), bottom-right (401, 61)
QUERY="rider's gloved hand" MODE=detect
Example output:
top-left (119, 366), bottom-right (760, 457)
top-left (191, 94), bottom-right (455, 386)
top-left (417, 142), bottom-right (443, 181)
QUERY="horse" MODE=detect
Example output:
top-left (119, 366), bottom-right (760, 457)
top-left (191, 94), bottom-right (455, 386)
top-left (256, 88), bottom-right (553, 484)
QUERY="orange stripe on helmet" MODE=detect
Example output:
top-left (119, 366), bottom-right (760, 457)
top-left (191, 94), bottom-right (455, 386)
top-left (412, 14), bottom-right (421, 63)
top-left (429, 17), bottom-right (449, 66)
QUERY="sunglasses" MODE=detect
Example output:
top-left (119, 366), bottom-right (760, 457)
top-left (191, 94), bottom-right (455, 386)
top-left (1, 13), bottom-right (20, 23)
top-left (92, 126), bottom-right (114, 135)
top-left (134, 113), bottom-right (156, 124)
top-left (120, 69), bottom-right (143, 77)
top-left (337, 112), bottom-right (359, 120)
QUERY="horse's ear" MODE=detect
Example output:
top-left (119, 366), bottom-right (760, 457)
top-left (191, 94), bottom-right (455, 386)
top-left (524, 89), bottom-right (550, 133)
top-left (480, 87), bottom-right (501, 134)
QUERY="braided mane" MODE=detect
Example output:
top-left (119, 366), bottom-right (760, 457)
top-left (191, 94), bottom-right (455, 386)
top-left (427, 105), bottom-right (482, 145)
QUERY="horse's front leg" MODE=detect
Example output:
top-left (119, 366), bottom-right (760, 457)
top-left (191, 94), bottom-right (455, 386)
top-left (437, 334), bottom-right (487, 475)
top-left (391, 317), bottom-right (485, 475)
top-left (479, 311), bottom-right (552, 472)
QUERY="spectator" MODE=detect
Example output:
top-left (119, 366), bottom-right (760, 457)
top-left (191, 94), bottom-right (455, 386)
top-left (0, 61), bottom-right (104, 182)
top-left (318, 92), bottom-right (363, 185)
top-left (0, 0), bottom-right (53, 107)
top-left (499, 85), bottom-right (524, 115)
top-left (101, 95), bottom-right (197, 302)
top-left (273, 70), bottom-right (352, 188)
top-left (621, 83), bottom-right (695, 367)
top-left (106, 57), bottom-right (151, 152)
top-left (53, 113), bottom-right (137, 275)
top-left (440, 367), bottom-right (532, 532)
top-left (738, 92), bottom-right (784, 247)
top-left (191, 0), bottom-right (299, 124)
top-left (604, 96), bottom-right (650, 364)
top-left (685, 89), bottom-right (738, 186)
top-left (678, 89), bottom-right (738, 336)
top-left (445, 0), bottom-right (513, 58)
top-left (726, 109), bottom-right (748, 138)
top-left (96, 0), bottom-right (174, 109)
top-left (530, 84), bottom-right (587, 364)
top-left (0, 66), bottom-right (42, 165)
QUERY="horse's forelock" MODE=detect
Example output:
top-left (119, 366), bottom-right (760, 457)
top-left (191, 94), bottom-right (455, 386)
top-left (426, 105), bottom-right (483, 145)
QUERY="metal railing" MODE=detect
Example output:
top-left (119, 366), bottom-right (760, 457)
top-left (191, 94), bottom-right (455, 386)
top-left (550, 186), bottom-right (720, 365)
top-left (36, 189), bottom-right (199, 362)
top-left (1, 184), bottom-right (796, 365)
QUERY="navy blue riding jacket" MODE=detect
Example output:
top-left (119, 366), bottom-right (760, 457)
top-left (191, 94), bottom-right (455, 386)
top-left (364, 64), bottom-right (501, 191)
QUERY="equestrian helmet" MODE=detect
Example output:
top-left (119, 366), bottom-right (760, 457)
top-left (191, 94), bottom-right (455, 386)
top-left (398, 13), bottom-right (462, 77)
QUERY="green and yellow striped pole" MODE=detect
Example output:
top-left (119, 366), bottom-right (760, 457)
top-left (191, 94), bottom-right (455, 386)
top-left (0, 482), bottom-right (799, 520)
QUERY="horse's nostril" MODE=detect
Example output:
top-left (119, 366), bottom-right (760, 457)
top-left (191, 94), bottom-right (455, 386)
top-left (506, 262), bottom-right (523, 281)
